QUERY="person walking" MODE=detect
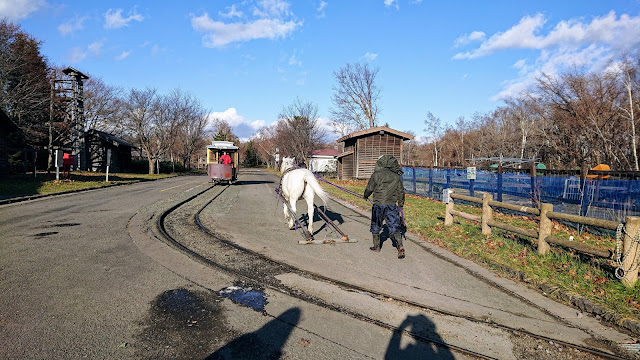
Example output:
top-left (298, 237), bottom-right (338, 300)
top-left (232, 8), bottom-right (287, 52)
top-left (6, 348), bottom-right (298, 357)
top-left (363, 155), bottom-right (406, 259)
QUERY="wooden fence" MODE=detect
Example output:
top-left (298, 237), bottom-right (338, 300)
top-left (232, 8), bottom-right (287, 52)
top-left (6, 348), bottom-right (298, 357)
top-left (444, 191), bottom-right (640, 288)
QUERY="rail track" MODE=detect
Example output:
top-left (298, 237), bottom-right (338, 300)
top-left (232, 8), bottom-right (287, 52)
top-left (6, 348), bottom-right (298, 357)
top-left (156, 179), bottom-right (630, 360)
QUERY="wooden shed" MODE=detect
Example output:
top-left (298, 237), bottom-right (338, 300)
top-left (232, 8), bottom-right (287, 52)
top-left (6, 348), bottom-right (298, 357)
top-left (85, 129), bottom-right (133, 173)
top-left (336, 126), bottom-right (413, 180)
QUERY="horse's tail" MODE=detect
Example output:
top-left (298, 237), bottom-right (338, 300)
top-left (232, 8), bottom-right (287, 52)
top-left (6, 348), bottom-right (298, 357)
top-left (304, 170), bottom-right (328, 209)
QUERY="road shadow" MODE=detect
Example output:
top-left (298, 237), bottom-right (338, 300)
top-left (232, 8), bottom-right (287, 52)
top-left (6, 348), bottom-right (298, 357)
top-left (235, 180), bottom-right (274, 185)
top-left (385, 314), bottom-right (455, 360)
top-left (206, 307), bottom-right (301, 359)
top-left (321, 207), bottom-right (345, 225)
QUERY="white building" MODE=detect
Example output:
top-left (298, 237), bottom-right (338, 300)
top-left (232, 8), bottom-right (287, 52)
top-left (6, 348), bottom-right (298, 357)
top-left (309, 148), bottom-right (339, 173)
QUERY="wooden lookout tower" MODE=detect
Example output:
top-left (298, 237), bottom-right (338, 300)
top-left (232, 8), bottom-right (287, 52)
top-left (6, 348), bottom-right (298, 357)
top-left (62, 67), bottom-right (89, 170)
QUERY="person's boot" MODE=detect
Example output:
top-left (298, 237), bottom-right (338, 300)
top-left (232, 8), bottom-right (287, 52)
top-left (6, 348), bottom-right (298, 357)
top-left (392, 232), bottom-right (405, 259)
top-left (369, 233), bottom-right (381, 252)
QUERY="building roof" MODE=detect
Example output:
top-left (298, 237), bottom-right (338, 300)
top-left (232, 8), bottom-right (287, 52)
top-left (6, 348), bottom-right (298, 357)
top-left (207, 140), bottom-right (239, 150)
top-left (336, 150), bottom-right (354, 159)
top-left (311, 148), bottom-right (339, 157)
top-left (86, 129), bottom-right (134, 148)
top-left (62, 66), bottom-right (89, 80)
top-left (336, 126), bottom-right (414, 143)
top-left (0, 109), bottom-right (20, 133)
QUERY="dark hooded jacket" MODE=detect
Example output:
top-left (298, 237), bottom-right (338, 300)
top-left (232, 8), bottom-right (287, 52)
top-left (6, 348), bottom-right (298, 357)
top-left (363, 155), bottom-right (405, 207)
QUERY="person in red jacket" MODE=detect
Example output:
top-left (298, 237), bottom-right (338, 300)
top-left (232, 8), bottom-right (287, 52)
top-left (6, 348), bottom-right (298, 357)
top-left (219, 152), bottom-right (231, 165)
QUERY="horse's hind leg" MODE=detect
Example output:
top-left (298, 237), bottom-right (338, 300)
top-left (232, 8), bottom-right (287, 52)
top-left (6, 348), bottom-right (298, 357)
top-left (289, 200), bottom-right (297, 230)
top-left (304, 190), bottom-right (315, 233)
top-left (282, 200), bottom-right (291, 228)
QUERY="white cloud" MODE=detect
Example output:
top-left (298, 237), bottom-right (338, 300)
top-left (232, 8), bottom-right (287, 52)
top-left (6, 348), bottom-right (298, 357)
top-left (316, 1), bottom-right (327, 18)
top-left (453, 31), bottom-right (486, 47)
top-left (191, 12), bottom-right (301, 48)
top-left (104, 8), bottom-right (144, 29)
top-left (67, 47), bottom-right (87, 63)
top-left (253, 0), bottom-right (291, 18)
top-left (88, 40), bottom-right (103, 56)
top-left (66, 41), bottom-right (104, 63)
top-left (209, 108), bottom-right (266, 140)
top-left (363, 52), bottom-right (378, 61)
top-left (58, 15), bottom-right (88, 36)
top-left (453, 11), bottom-right (640, 102)
top-left (490, 44), bottom-right (610, 101)
top-left (115, 50), bottom-right (132, 61)
top-left (220, 5), bottom-right (243, 18)
top-left (384, 0), bottom-right (399, 9)
top-left (0, 0), bottom-right (45, 20)
top-left (453, 11), bottom-right (640, 60)
top-left (288, 52), bottom-right (302, 66)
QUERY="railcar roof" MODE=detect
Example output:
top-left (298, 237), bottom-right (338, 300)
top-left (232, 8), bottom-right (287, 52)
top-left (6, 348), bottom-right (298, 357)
top-left (207, 141), bottom-right (239, 150)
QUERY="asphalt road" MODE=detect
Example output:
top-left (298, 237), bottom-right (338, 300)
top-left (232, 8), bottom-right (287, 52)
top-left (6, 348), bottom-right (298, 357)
top-left (0, 171), bottom-right (635, 359)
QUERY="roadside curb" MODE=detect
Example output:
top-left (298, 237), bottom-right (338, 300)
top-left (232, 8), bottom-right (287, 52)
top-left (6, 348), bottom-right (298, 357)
top-left (0, 175), bottom-right (178, 206)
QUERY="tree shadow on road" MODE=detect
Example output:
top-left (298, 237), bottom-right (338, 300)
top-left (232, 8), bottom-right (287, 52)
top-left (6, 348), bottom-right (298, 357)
top-left (385, 314), bottom-right (455, 360)
top-left (234, 180), bottom-right (274, 185)
top-left (206, 307), bottom-right (301, 360)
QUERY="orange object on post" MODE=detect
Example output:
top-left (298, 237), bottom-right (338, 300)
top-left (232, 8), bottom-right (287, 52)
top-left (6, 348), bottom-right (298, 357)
top-left (586, 163), bottom-right (610, 179)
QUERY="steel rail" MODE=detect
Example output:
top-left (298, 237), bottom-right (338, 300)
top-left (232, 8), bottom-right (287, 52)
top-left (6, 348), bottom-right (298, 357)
top-left (158, 180), bottom-right (627, 360)
top-left (157, 183), bottom-right (495, 359)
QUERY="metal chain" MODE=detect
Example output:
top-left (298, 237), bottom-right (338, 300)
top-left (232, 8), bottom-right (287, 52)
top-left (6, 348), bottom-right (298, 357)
top-left (615, 223), bottom-right (640, 279)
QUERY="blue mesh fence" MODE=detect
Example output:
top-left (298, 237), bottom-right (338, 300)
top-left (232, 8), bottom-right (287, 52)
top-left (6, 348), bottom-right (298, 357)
top-left (402, 167), bottom-right (640, 222)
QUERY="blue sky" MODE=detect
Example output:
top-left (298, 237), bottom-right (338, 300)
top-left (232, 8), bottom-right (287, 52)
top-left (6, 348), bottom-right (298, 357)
top-left (3, 0), bottom-right (640, 141)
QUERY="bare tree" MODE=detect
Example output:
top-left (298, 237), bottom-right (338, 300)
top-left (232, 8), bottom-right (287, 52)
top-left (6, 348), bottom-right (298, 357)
top-left (330, 62), bottom-right (381, 130)
top-left (278, 98), bottom-right (327, 167)
top-left (254, 124), bottom-right (279, 168)
top-left (209, 118), bottom-right (239, 144)
top-left (83, 76), bottom-right (124, 135)
top-left (424, 112), bottom-right (443, 166)
top-left (172, 92), bottom-right (209, 170)
top-left (618, 56), bottom-right (640, 170)
top-left (122, 88), bottom-right (169, 174)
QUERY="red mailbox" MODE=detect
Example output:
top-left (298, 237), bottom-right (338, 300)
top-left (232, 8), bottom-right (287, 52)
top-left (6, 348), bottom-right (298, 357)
top-left (62, 153), bottom-right (74, 175)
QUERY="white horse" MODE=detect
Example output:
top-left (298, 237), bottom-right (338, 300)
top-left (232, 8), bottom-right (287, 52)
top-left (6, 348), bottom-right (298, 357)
top-left (279, 160), bottom-right (328, 234)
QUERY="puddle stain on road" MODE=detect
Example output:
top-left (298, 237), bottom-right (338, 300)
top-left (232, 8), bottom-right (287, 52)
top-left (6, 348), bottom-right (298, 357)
top-left (33, 231), bottom-right (58, 237)
top-left (220, 286), bottom-right (268, 312)
top-left (135, 288), bottom-right (235, 359)
top-left (53, 223), bottom-right (81, 227)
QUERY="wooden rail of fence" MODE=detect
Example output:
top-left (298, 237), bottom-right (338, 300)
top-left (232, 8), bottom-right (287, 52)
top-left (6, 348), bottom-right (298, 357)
top-left (444, 191), bottom-right (640, 287)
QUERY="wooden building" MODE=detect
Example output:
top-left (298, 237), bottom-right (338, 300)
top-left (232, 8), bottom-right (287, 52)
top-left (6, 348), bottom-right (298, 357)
top-left (336, 126), bottom-right (413, 180)
top-left (0, 109), bottom-right (20, 175)
top-left (85, 129), bottom-right (133, 173)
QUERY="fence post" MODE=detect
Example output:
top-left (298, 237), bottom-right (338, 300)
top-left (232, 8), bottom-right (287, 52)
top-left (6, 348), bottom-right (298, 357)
top-left (497, 163), bottom-right (503, 202)
top-left (412, 167), bottom-right (416, 194)
top-left (446, 167), bottom-right (451, 190)
top-left (537, 203), bottom-right (553, 255)
top-left (444, 191), bottom-right (454, 226)
top-left (579, 161), bottom-right (589, 217)
top-left (428, 166), bottom-right (433, 199)
top-left (482, 193), bottom-right (492, 235)
top-left (621, 216), bottom-right (640, 288)
top-left (530, 161), bottom-right (539, 208)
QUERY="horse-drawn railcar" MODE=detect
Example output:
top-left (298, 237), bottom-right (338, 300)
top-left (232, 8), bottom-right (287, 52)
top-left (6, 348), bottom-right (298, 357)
top-left (206, 141), bottom-right (239, 184)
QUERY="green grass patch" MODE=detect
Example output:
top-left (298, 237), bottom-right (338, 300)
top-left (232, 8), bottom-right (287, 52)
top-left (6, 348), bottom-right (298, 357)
top-left (0, 171), bottom-right (174, 198)
top-left (319, 178), bottom-right (640, 323)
